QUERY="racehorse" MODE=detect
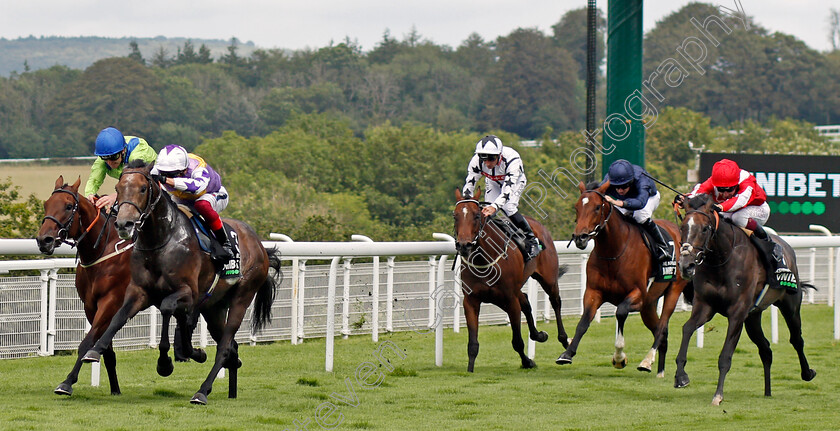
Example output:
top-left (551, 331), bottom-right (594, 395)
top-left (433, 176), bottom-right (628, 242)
top-left (454, 187), bottom-right (568, 372)
top-left (36, 176), bottom-right (131, 396)
top-left (559, 181), bottom-right (689, 376)
top-left (675, 194), bottom-right (816, 405)
top-left (81, 161), bottom-right (281, 405)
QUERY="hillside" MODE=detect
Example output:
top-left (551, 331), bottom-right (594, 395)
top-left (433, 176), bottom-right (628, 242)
top-left (0, 36), bottom-right (259, 77)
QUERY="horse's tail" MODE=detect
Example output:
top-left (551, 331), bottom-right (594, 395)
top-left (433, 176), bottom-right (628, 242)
top-left (252, 247), bottom-right (282, 333)
top-left (558, 264), bottom-right (569, 280)
top-left (801, 282), bottom-right (817, 291)
top-left (682, 281), bottom-right (695, 305)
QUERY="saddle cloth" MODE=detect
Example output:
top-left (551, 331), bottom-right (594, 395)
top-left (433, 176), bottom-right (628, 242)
top-left (177, 205), bottom-right (241, 279)
top-left (638, 222), bottom-right (677, 282)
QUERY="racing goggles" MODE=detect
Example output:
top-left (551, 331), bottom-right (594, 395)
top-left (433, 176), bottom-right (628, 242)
top-left (99, 152), bottom-right (122, 161)
top-left (478, 154), bottom-right (499, 163)
top-left (716, 185), bottom-right (737, 193)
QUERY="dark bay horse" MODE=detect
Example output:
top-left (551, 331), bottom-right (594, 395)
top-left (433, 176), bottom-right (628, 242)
top-left (454, 187), bottom-right (568, 372)
top-left (559, 181), bottom-right (688, 377)
top-left (36, 176), bottom-right (129, 396)
top-left (675, 194), bottom-right (815, 405)
top-left (81, 161), bottom-right (281, 405)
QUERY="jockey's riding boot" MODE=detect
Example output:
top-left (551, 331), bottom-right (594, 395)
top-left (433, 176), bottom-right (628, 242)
top-left (642, 219), bottom-right (671, 262)
top-left (509, 212), bottom-right (542, 261)
top-left (749, 230), bottom-right (797, 292)
top-left (212, 227), bottom-right (234, 262)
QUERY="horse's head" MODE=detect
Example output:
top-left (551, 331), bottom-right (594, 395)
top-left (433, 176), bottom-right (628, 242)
top-left (570, 181), bottom-right (612, 250)
top-left (454, 187), bottom-right (484, 258)
top-left (678, 194), bottom-right (719, 279)
top-left (114, 161), bottom-right (158, 240)
top-left (36, 176), bottom-right (82, 255)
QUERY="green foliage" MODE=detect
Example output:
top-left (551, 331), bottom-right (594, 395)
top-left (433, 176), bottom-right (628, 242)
top-left (0, 177), bottom-right (42, 238)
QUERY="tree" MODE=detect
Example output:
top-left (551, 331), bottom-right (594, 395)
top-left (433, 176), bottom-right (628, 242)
top-left (175, 40), bottom-right (199, 65)
top-left (551, 7), bottom-right (606, 81)
top-left (197, 44), bottom-right (213, 64)
top-left (0, 178), bottom-right (42, 239)
top-left (151, 45), bottom-right (172, 68)
top-left (128, 40), bottom-right (145, 65)
top-left (829, 8), bottom-right (840, 51)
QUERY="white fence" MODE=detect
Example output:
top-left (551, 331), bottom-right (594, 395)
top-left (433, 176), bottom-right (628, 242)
top-left (2, 233), bottom-right (840, 375)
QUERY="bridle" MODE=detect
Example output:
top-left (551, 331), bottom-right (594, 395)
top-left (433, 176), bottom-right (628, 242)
top-left (116, 170), bottom-right (164, 245)
top-left (570, 190), bottom-right (614, 244)
top-left (681, 208), bottom-right (723, 266)
top-left (454, 199), bottom-right (487, 248)
top-left (41, 188), bottom-right (103, 248)
top-left (454, 199), bottom-right (515, 269)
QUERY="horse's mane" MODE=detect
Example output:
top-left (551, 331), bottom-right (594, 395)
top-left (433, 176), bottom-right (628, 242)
top-left (126, 159), bottom-right (149, 169)
top-left (585, 181), bottom-right (601, 191)
top-left (686, 194), bottom-right (713, 210)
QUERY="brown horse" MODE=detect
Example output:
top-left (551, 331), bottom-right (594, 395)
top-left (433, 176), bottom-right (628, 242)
top-left (81, 161), bottom-right (280, 405)
top-left (454, 187), bottom-right (568, 372)
top-left (35, 176), bottom-right (131, 396)
top-left (557, 181), bottom-right (688, 376)
top-left (675, 194), bottom-right (815, 405)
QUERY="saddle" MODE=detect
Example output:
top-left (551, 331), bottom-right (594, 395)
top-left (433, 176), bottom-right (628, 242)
top-left (177, 205), bottom-right (241, 279)
top-left (487, 215), bottom-right (543, 260)
top-left (635, 220), bottom-right (677, 282)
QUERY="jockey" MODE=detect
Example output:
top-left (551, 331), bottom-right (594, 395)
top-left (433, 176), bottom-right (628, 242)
top-left (602, 159), bottom-right (670, 262)
top-left (150, 145), bottom-right (233, 263)
top-left (84, 127), bottom-right (157, 209)
top-left (681, 158), bottom-right (795, 290)
top-left (462, 135), bottom-right (541, 260)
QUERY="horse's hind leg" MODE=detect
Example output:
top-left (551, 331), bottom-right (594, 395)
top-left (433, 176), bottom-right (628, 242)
top-left (102, 345), bottom-right (120, 395)
top-left (776, 293), bottom-right (816, 381)
top-left (531, 270), bottom-right (569, 348)
top-left (464, 295), bottom-right (481, 372)
top-left (504, 298), bottom-right (535, 369)
top-left (674, 301), bottom-right (714, 389)
top-left (744, 312), bottom-right (773, 397)
top-left (192, 299), bottom-right (249, 405)
top-left (518, 292), bottom-right (547, 343)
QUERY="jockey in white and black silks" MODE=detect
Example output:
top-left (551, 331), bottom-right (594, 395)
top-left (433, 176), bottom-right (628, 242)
top-left (462, 135), bottom-right (541, 260)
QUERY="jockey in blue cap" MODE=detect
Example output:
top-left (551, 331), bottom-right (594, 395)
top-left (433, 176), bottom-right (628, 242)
top-left (84, 127), bottom-right (157, 210)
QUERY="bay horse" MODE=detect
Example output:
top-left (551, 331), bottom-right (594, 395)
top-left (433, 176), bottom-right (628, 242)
top-left (454, 187), bottom-right (568, 372)
top-left (558, 181), bottom-right (688, 377)
top-left (675, 194), bottom-right (815, 405)
top-left (81, 161), bottom-right (281, 405)
top-left (36, 176), bottom-right (130, 396)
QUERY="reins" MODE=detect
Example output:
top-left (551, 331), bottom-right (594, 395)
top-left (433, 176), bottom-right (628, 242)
top-left (117, 170), bottom-right (169, 251)
top-left (455, 199), bottom-right (515, 271)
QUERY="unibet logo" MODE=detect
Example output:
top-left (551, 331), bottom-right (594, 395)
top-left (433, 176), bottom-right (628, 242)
top-left (768, 201), bottom-right (826, 215)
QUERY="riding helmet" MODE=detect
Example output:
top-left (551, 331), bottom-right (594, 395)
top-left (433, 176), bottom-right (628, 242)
top-left (711, 159), bottom-right (740, 188)
top-left (94, 127), bottom-right (126, 156)
top-left (475, 135), bottom-right (503, 156)
top-left (607, 159), bottom-right (635, 186)
top-left (156, 145), bottom-right (190, 173)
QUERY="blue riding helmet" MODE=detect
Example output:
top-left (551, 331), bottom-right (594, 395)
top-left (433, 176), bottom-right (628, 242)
top-left (94, 127), bottom-right (126, 156)
top-left (607, 159), bottom-right (635, 186)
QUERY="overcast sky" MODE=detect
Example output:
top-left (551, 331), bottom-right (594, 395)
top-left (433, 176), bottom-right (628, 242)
top-left (1, 0), bottom-right (836, 52)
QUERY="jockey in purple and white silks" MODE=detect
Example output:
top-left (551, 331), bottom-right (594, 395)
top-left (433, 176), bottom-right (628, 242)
top-left (462, 135), bottom-right (540, 260)
top-left (151, 144), bottom-right (233, 263)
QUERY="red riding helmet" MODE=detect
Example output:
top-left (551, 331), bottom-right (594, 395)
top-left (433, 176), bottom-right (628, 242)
top-left (711, 159), bottom-right (740, 188)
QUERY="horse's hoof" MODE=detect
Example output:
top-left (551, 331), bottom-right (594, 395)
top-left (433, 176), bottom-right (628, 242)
top-left (522, 358), bottom-right (537, 369)
top-left (612, 357), bottom-right (627, 369)
top-left (555, 353), bottom-right (573, 365)
top-left (190, 392), bottom-right (208, 405)
top-left (532, 331), bottom-right (549, 343)
top-left (82, 350), bottom-right (100, 363)
top-left (54, 383), bottom-right (72, 396)
top-left (802, 369), bottom-right (817, 381)
top-left (711, 394), bottom-right (723, 406)
top-left (192, 349), bottom-right (207, 364)
top-left (674, 375), bottom-right (690, 388)
top-left (637, 364), bottom-right (652, 373)
top-left (111, 391), bottom-right (121, 396)
top-left (157, 356), bottom-right (174, 377)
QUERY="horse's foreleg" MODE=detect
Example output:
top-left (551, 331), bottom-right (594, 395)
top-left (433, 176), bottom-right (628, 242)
top-left (744, 312), bottom-right (773, 397)
top-left (518, 292), bottom-right (547, 343)
top-left (674, 301), bottom-right (714, 389)
top-left (612, 296), bottom-right (634, 369)
top-left (532, 272), bottom-right (568, 347)
top-left (55, 329), bottom-right (96, 396)
top-left (463, 295), bottom-right (481, 373)
top-left (83, 286), bottom-right (148, 363)
top-left (646, 283), bottom-right (683, 376)
top-left (556, 290), bottom-right (602, 365)
top-left (711, 316), bottom-right (746, 406)
top-left (776, 295), bottom-right (816, 382)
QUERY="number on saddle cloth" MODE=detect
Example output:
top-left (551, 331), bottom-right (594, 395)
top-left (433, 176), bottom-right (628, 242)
top-left (179, 205), bottom-right (241, 278)
top-left (638, 223), bottom-right (677, 282)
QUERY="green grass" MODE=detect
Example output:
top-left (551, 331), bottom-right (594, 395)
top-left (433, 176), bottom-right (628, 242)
top-left (0, 305), bottom-right (838, 430)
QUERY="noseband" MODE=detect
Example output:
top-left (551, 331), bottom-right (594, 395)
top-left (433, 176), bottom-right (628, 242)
top-left (681, 208), bottom-right (720, 265)
top-left (116, 170), bottom-right (163, 236)
top-left (571, 190), bottom-right (614, 243)
top-left (41, 188), bottom-right (80, 247)
top-left (455, 199), bottom-right (487, 248)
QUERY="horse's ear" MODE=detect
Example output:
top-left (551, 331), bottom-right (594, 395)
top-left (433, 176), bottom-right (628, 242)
top-left (597, 180), bottom-right (610, 194)
top-left (54, 175), bottom-right (64, 189)
top-left (474, 187), bottom-right (482, 200)
top-left (578, 181), bottom-right (586, 193)
top-left (70, 176), bottom-right (81, 191)
top-left (455, 188), bottom-right (463, 200)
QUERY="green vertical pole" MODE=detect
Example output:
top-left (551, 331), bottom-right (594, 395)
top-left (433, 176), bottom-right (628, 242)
top-left (602, 0), bottom-right (644, 177)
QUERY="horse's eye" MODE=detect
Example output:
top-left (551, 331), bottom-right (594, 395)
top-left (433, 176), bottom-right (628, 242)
top-left (595, 204), bottom-right (602, 211)
top-left (140, 186), bottom-right (147, 193)
top-left (66, 204), bottom-right (74, 211)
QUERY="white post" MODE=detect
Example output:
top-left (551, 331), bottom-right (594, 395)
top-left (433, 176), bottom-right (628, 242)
top-left (325, 257), bottom-right (340, 372)
top-left (527, 278), bottom-right (537, 359)
top-left (453, 256), bottom-right (461, 333)
top-left (543, 281), bottom-right (551, 323)
top-left (770, 305), bottom-right (779, 344)
top-left (428, 256), bottom-right (436, 328)
top-left (38, 270), bottom-right (49, 356)
top-left (199, 315), bottom-right (208, 348)
top-left (809, 225), bottom-right (833, 306)
top-left (386, 257), bottom-right (395, 333)
top-left (352, 235), bottom-right (379, 342)
top-left (835, 246), bottom-right (840, 340)
top-left (298, 260), bottom-right (307, 343)
top-left (342, 259), bottom-right (351, 339)
top-left (47, 269), bottom-right (57, 356)
top-left (809, 247), bottom-right (817, 304)
top-left (696, 325), bottom-right (704, 348)
top-left (270, 233), bottom-right (299, 344)
top-left (86, 320), bottom-right (100, 387)
top-left (149, 307), bottom-right (158, 348)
